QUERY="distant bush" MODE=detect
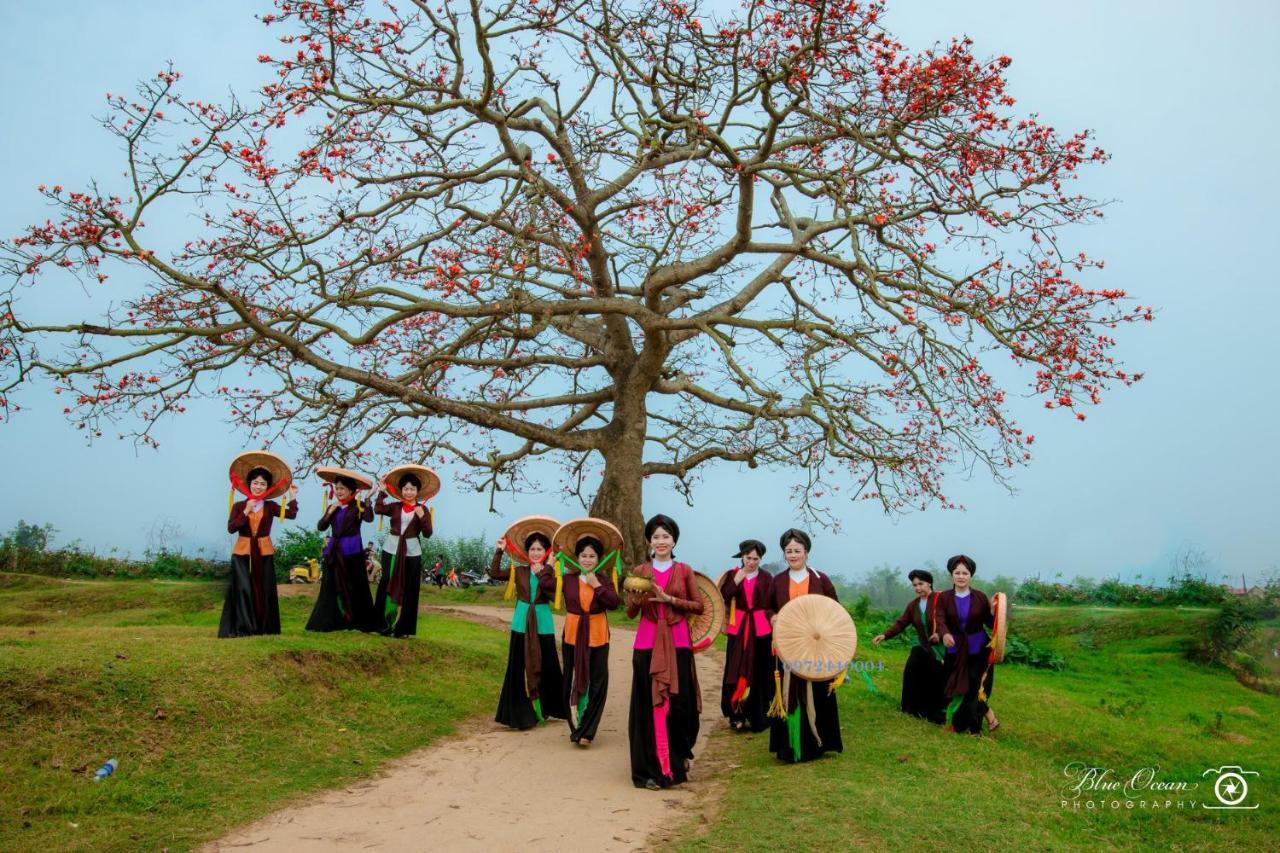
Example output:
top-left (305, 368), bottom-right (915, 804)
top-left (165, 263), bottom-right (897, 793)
top-left (0, 539), bottom-right (225, 580)
top-left (273, 528), bottom-right (326, 582)
top-left (1190, 597), bottom-right (1268, 665)
top-left (1017, 574), bottom-right (1230, 607)
top-left (427, 535), bottom-right (496, 576)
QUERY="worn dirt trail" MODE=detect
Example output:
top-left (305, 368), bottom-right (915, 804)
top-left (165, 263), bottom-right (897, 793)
top-left (208, 605), bottom-right (727, 852)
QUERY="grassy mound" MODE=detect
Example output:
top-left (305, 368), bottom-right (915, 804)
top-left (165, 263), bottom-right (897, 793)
top-left (0, 574), bottom-right (506, 851)
top-left (683, 604), bottom-right (1279, 850)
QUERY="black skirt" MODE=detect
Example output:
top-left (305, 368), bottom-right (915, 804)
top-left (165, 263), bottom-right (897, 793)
top-left (218, 553), bottom-right (281, 637)
top-left (628, 648), bottom-right (700, 788)
top-left (721, 632), bottom-right (774, 732)
top-left (901, 645), bottom-right (947, 724)
top-left (768, 673), bottom-right (843, 763)
top-left (372, 551), bottom-right (423, 636)
top-left (495, 631), bottom-right (567, 729)
top-left (562, 642), bottom-right (610, 743)
top-left (305, 550), bottom-right (377, 632)
top-left (942, 649), bottom-right (995, 734)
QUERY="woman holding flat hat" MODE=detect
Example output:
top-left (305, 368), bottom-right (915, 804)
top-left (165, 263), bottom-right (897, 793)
top-left (552, 517), bottom-right (623, 747)
top-left (306, 467), bottom-right (377, 632)
top-left (489, 515), bottom-right (568, 729)
top-left (372, 464), bottom-right (439, 637)
top-left (767, 528), bottom-right (844, 763)
top-left (219, 450), bottom-right (299, 638)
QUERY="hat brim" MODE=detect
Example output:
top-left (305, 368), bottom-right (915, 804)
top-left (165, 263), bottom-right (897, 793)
top-left (383, 464), bottom-right (441, 502)
top-left (503, 515), bottom-right (560, 561)
top-left (552, 517), bottom-right (624, 567)
top-left (316, 466), bottom-right (374, 491)
top-left (688, 571), bottom-right (725, 653)
top-left (229, 450), bottom-right (293, 500)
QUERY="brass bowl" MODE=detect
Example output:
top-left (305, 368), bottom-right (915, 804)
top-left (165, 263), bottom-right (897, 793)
top-left (622, 575), bottom-right (654, 594)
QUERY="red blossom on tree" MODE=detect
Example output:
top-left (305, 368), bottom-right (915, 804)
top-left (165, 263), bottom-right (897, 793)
top-left (0, 0), bottom-right (1149, 560)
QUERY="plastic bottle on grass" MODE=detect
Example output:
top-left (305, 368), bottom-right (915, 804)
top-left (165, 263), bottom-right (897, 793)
top-left (93, 759), bottom-right (118, 782)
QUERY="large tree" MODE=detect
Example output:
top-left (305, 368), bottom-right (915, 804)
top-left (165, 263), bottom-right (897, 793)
top-left (1, 0), bottom-right (1148, 561)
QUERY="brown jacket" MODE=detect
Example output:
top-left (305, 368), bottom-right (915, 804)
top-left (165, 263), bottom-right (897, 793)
top-left (934, 588), bottom-right (994, 699)
top-left (626, 561), bottom-right (703, 708)
top-left (373, 496), bottom-right (433, 540)
top-left (882, 593), bottom-right (942, 647)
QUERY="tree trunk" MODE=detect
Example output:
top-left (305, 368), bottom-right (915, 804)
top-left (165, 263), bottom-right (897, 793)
top-left (589, 433), bottom-right (647, 572)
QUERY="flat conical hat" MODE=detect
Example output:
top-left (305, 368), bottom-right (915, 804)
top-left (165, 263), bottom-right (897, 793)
top-left (383, 464), bottom-right (441, 502)
top-left (316, 466), bottom-right (374, 491)
top-left (552, 518), bottom-right (624, 567)
top-left (229, 450), bottom-right (293, 499)
top-left (773, 594), bottom-right (858, 682)
top-left (991, 591), bottom-right (1009, 663)
top-left (503, 515), bottom-right (560, 561)
top-left (689, 571), bottom-right (725, 653)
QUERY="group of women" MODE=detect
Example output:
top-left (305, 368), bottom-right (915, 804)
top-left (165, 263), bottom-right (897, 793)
top-left (872, 556), bottom-right (1001, 733)
top-left (483, 514), bottom-right (867, 787)
top-left (218, 453), bottom-right (437, 640)
top-left (219, 449), bottom-right (1004, 794)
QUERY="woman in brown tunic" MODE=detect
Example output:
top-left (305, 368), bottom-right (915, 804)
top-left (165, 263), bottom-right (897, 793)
top-left (766, 528), bottom-right (843, 763)
top-left (719, 539), bottom-right (775, 732)
top-left (219, 464), bottom-right (298, 637)
top-left (873, 569), bottom-right (946, 723)
top-left (372, 468), bottom-right (435, 637)
top-left (626, 514), bottom-right (703, 790)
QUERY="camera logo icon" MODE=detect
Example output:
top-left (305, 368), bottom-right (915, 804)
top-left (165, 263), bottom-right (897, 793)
top-left (1201, 766), bottom-right (1260, 810)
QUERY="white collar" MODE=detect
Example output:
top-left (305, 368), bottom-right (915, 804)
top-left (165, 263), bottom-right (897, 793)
top-left (742, 568), bottom-right (758, 579)
top-left (652, 559), bottom-right (674, 572)
top-left (788, 568), bottom-right (809, 583)
top-left (955, 588), bottom-right (971, 598)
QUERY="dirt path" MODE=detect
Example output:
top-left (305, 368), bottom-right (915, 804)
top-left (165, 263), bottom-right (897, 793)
top-left (208, 605), bottom-right (726, 852)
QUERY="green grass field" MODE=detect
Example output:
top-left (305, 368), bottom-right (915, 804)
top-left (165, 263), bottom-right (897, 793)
top-left (680, 604), bottom-right (1279, 851)
top-left (5, 575), bottom-right (1277, 851)
top-left (0, 573), bottom-right (507, 851)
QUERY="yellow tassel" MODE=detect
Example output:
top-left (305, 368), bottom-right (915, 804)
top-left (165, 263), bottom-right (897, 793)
top-left (829, 668), bottom-right (848, 694)
top-left (553, 557), bottom-right (564, 612)
top-left (429, 506), bottom-right (434, 527)
top-left (502, 542), bottom-right (516, 601)
top-left (228, 487), bottom-right (235, 514)
top-left (323, 488), bottom-right (329, 513)
top-left (279, 492), bottom-right (286, 519)
top-left (767, 667), bottom-right (786, 719)
top-left (378, 513), bottom-right (384, 532)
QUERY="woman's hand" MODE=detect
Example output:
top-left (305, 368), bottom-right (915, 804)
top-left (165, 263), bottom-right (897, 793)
top-left (942, 633), bottom-right (956, 649)
top-left (873, 634), bottom-right (885, 645)
top-left (494, 536), bottom-right (505, 550)
top-left (414, 505), bottom-right (425, 518)
top-left (734, 568), bottom-right (746, 584)
top-left (650, 586), bottom-right (673, 605)
top-left (584, 572), bottom-right (601, 589)
top-left (247, 499), bottom-right (264, 514)
top-left (287, 485), bottom-right (299, 499)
